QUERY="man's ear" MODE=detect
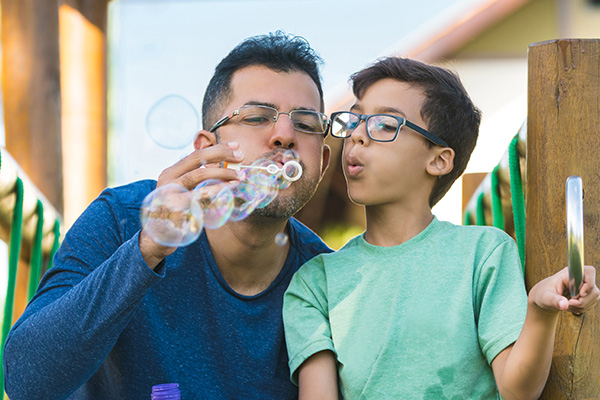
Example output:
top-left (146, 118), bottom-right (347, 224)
top-left (320, 144), bottom-right (331, 179)
top-left (426, 147), bottom-right (455, 177)
top-left (194, 130), bottom-right (218, 150)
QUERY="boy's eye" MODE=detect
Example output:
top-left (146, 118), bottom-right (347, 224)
top-left (372, 117), bottom-right (398, 133)
top-left (346, 121), bottom-right (359, 130)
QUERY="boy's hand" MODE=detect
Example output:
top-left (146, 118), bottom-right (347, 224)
top-left (529, 265), bottom-right (600, 315)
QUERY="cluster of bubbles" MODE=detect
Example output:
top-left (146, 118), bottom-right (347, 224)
top-left (140, 150), bottom-right (302, 247)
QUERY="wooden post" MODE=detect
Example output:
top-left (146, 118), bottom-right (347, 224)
top-left (0, 0), bottom-right (64, 215)
top-left (59, 0), bottom-right (109, 227)
top-left (527, 39), bottom-right (600, 399)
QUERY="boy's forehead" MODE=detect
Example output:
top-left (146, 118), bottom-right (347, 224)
top-left (353, 79), bottom-right (426, 114)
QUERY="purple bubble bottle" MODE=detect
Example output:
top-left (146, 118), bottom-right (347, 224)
top-left (151, 383), bottom-right (181, 399)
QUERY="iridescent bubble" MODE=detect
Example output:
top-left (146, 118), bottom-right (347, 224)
top-left (229, 170), bottom-right (260, 221)
top-left (275, 233), bottom-right (289, 246)
top-left (140, 183), bottom-right (203, 246)
top-left (249, 159), bottom-right (279, 208)
top-left (145, 94), bottom-right (199, 149)
top-left (192, 179), bottom-right (233, 229)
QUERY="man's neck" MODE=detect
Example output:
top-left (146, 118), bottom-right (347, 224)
top-left (205, 217), bottom-right (290, 296)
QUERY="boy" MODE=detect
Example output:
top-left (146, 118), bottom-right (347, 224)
top-left (282, 57), bottom-right (599, 399)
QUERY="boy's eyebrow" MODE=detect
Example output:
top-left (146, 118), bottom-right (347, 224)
top-left (350, 103), bottom-right (407, 117)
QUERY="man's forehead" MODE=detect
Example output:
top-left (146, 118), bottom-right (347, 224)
top-left (227, 66), bottom-right (321, 110)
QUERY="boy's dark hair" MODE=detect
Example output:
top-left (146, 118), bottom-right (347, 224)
top-left (202, 31), bottom-right (324, 132)
top-left (351, 57), bottom-right (481, 207)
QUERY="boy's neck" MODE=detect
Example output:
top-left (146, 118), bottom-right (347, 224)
top-left (363, 203), bottom-right (434, 247)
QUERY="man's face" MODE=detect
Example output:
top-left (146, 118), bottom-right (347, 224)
top-left (213, 65), bottom-right (330, 220)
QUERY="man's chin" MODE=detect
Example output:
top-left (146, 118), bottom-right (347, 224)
top-left (252, 196), bottom-right (300, 220)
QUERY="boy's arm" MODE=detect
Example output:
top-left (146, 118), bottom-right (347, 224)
top-left (491, 265), bottom-right (600, 400)
top-left (298, 351), bottom-right (338, 400)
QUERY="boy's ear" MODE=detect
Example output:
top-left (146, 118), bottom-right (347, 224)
top-left (426, 147), bottom-right (455, 177)
top-left (194, 130), bottom-right (218, 150)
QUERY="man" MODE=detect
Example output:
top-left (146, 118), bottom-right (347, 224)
top-left (3, 31), bottom-right (331, 399)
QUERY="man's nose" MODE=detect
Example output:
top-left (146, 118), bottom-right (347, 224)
top-left (269, 113), bottom-right (297, 149)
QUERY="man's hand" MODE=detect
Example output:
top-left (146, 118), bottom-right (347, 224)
top-left (139, 138), bottom-right (244, 268)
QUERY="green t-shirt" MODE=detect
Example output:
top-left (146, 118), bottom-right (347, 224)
top-left (283, 217), bottom-right (527, 399)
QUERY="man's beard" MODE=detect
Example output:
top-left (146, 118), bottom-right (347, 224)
top-left (252, 169), bottom-right (319, 220)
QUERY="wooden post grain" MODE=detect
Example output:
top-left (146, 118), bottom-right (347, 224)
top-left (59, 0), bottom-right (109, 227)
top-left (527, 39), bottom-right (600, 399)
top-left (0, 0), bottom-right (63, 214)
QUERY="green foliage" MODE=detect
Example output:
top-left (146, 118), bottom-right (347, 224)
top-left (319, 223), bottom-right (364, 250)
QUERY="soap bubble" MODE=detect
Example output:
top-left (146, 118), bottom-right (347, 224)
top-left (275, 233), bottom-right (288, 246)
top-left (229, 170), bottom-right (260, 221)
top-left (140, 183), bottom-right (203, 246)
top-left (140, 152), bottom-right (305, 245)
top-left (249, 159), bottom-right (279, 208)
top-left (146, 94), bottom-right (199, 149)
top-left (192, 179), bottom-right (234, 229)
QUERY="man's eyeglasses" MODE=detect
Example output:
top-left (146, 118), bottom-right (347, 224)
top-left (329, 111), bottom-right (448, 147)
top-left (209, 104), bottom-right (330, 136)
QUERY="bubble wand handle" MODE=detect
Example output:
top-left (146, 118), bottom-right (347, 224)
top-left (222, 160), bottom-right (303, 182)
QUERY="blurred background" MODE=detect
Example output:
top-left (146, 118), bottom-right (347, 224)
top-left (2, 2), bottom-right (600, 395)
top-left (1, 0), bottom-right (600, 267)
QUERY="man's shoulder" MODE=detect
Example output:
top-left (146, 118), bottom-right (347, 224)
top-left (99, 179), bottom-right (158, 208)
top-left (288, 218), bottom-right (333, 259)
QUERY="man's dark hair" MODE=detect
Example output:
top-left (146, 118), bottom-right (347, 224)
top-left (202, 31), bottom-right (324, 132)
top-left (351, 57), bottom-right (482, 207)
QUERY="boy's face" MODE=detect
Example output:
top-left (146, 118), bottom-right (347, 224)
top-left (342, 79), bottom-right (440, 208)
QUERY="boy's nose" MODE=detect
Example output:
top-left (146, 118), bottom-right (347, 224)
top-left (350, 120), bottom-right (369, 145)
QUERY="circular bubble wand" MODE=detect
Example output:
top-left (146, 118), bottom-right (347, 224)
top-left (221, 160), bottom-right (303, 182)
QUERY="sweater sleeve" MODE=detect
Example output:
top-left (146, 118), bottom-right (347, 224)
top-left (3, 186), bottom-right (164, 399)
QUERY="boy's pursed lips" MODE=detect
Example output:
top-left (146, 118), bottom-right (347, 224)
top-left (345, 153), bottom-right (364, 177)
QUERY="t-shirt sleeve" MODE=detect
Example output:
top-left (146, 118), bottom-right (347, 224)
top-left (283, 255), bottom-right (336, 385)
top-left (474, 236), bottom-right (528, 365)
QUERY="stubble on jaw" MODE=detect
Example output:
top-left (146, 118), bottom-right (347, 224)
top-left (251, 167), bottom-right (319, 220)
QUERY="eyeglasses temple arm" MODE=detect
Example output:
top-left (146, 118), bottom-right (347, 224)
top-left (209, 110), bottom-right (239, 133)
top-left (404, 120), bottom-right (449, 147)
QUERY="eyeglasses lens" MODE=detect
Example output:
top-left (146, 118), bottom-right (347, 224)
top-left (331, 112), bottom-right (358, 138)
top-left (238, 105), bottom-right (277, 127)
top-left (367, 115), bottom-right (400, 141)
top-left (237, 105), bottom-right (327, 134)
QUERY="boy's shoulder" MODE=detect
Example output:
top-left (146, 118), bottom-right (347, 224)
top-left (435, 218), bottom-right (515, 243)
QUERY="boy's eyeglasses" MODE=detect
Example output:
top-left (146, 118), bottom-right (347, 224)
top-left (330, 111), bottom-right (448, 147)
top-left (209, 104), bottom-right (330, 136)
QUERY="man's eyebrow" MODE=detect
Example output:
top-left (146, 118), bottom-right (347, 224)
top-left (243, 101), bottom-right (318, 112)
top-left (244, 101), bottom-right (277, 108)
